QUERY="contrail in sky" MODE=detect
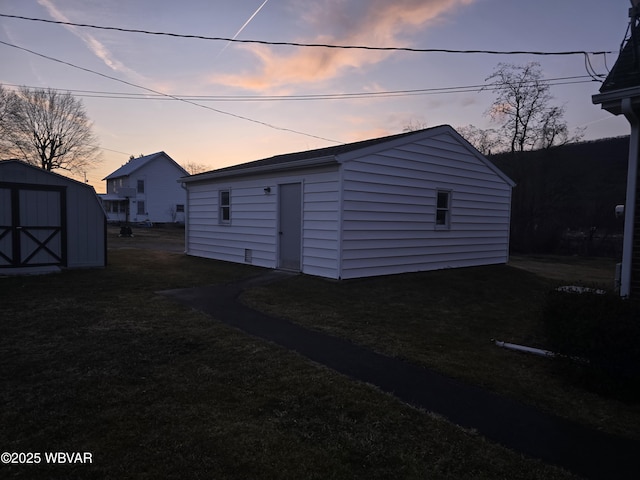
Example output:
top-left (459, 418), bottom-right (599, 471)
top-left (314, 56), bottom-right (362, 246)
top-left (216, 0), bottom-right (270, 58)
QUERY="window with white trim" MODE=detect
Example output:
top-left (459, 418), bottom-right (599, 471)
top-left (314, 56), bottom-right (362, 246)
top-left (219, 190), bottom-right (230, 224)
top-left (137, 200), bottom-right (145, 215)
top-left (435, 190), bottom-right (451, 228)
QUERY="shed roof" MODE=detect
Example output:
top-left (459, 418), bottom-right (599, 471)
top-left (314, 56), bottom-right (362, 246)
top-left (0, 159), bottom-right (98, 192)
top-left (181, 125), bottom-right (514, 186)
top-left (103, 151), bottom-right (187, 180)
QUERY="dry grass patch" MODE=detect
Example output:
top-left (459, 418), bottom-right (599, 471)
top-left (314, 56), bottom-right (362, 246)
top-left (509, 254), bottom-right (617, 286)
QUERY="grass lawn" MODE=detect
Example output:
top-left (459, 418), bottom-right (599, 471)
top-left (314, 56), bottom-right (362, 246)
top-left (243, 255), bottom-right (640, 441)
top-left (0, 248), bottom-right (582, 479)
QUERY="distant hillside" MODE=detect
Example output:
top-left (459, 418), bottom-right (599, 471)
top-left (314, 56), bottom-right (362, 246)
top-left (488, 136), bottom-right (629, 256)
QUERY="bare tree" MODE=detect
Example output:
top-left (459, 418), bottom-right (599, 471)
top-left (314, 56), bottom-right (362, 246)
top-left (456, 124), bottom-right (503, 155)
top-left (484, 63), bottom-right (582, 153)
top-left (0, 85), bottom-right (19, 146)
top-left (536, 105), bottom-right (585, 150)
top-left (182, 161), bottom-right (209, 175)
top-left (402, 119), bottom-right (429, 132)
top-left (1, 86), bottom-right (101, 172)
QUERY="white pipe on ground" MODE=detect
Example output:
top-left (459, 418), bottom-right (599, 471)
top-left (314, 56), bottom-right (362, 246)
top-left (493, 340), bottom-right (556, 358)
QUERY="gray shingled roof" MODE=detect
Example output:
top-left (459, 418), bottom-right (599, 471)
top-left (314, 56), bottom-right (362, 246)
top-left (104, 151), bottom-right (186, 180)
top-left (187, 127), bottom-right (437, 179)
top-left (599, 22), bottom-right (640, 93)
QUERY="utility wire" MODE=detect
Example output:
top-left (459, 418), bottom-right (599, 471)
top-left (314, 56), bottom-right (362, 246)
top-left (0, 39), bottom-right (339, 144)
top-left (0, 13), bottom-right (616, 57)
top-left (2, 76), bottom-right (600, 103)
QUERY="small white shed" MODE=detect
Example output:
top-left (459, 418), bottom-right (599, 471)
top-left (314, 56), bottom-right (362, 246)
top-left (181, 126), bottom-right (515, 280)
top-left (0, 160), bottom-right (106, 274)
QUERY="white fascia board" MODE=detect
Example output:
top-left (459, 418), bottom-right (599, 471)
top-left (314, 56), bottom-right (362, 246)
top-left (592, 87), bottom-right (640, 104)
top-left (592, 87), bottom-right (640, 115)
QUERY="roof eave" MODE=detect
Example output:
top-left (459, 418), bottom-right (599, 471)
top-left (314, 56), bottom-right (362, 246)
top-left (180, 155), bottom-right (339, 183)
top-left (592, 87), bottom-right (640, 115)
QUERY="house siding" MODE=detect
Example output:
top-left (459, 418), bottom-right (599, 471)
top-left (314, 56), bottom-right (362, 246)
top-left (339, 131), bottom-right (512, 279)
top-left (129, 159), bottom-right (186, 224)
top-left (186, 167), bottom-right (341, 276)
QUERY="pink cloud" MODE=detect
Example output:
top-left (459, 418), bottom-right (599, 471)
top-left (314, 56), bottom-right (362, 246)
top-left (211, 0), bottom-right (474, 91)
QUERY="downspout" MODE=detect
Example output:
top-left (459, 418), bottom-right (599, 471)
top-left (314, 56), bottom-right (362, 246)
top-left (181, 182), bottom-right (189, 254)
top-left (620, 98), bottom-right (640, 298)
top-left (336, 161), bottom-right (345, 280)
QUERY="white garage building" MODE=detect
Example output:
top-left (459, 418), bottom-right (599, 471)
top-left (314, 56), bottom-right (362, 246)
top-left (181, 126), bottom-right (514, 280)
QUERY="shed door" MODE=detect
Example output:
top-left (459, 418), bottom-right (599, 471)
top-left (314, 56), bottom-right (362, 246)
top-left (0, 184), bottom-right (66, 268)
top-left (278, 183), bottom-right (302, 271)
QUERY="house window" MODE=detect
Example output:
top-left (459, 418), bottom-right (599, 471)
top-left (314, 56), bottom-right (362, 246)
top-left (137, 200), bottom-right (145, 215)
top-left (435, 190), bottom-right (451, 228)
top-left (137, 179), bottom-right (145, 194)
top-left (219, 190), bottom-right (230, 224)
top-left (119, 202), bottom-right (127, 214)
top-left (176, 204), bottom-right (185, 213)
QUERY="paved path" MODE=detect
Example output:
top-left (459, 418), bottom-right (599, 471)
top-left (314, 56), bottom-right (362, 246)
top-left (159, 271), bottom-right (639, 480)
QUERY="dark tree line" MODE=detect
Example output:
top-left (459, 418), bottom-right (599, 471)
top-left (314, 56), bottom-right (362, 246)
top-left (489, 137), bottom-right (629, 256)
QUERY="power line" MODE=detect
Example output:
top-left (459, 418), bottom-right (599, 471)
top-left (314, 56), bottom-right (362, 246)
top-left (98, 146), bottom-right (133, 156)
top-left (0, 13), bottom-right (616, 57)
top-left (2, 75), bottom-right (600, 103)
top-left (0, 39), bottom-right (339, 144)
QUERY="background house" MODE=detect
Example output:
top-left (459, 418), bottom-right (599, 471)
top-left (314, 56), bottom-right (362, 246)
top-left (100, 152), bottom-right (188, 224)
top-left (0, 160), bottom-right (106, 274)
top-left (181, 126), bottom-right (514, 280)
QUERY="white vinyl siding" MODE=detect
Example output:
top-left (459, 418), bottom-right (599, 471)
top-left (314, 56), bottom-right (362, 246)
top-left (186, 167), bottom-right (340, 275)
top-left (339, 131), bottom-right (512, 279)
top-left (187, 184), bottom-right (276, 268)
top-left (303, 179), bottom-right (340, 278)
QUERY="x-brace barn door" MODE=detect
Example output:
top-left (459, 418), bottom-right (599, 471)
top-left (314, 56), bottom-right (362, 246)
top-left (0, 183), bottom-right (67, 268)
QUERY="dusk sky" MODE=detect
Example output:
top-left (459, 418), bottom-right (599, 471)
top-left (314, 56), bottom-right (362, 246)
top-left (0, 0), bottom-right (633, 192)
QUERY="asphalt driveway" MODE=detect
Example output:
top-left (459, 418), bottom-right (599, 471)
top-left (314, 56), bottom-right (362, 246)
top-left (159, 271), bottom-right (639, 480)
